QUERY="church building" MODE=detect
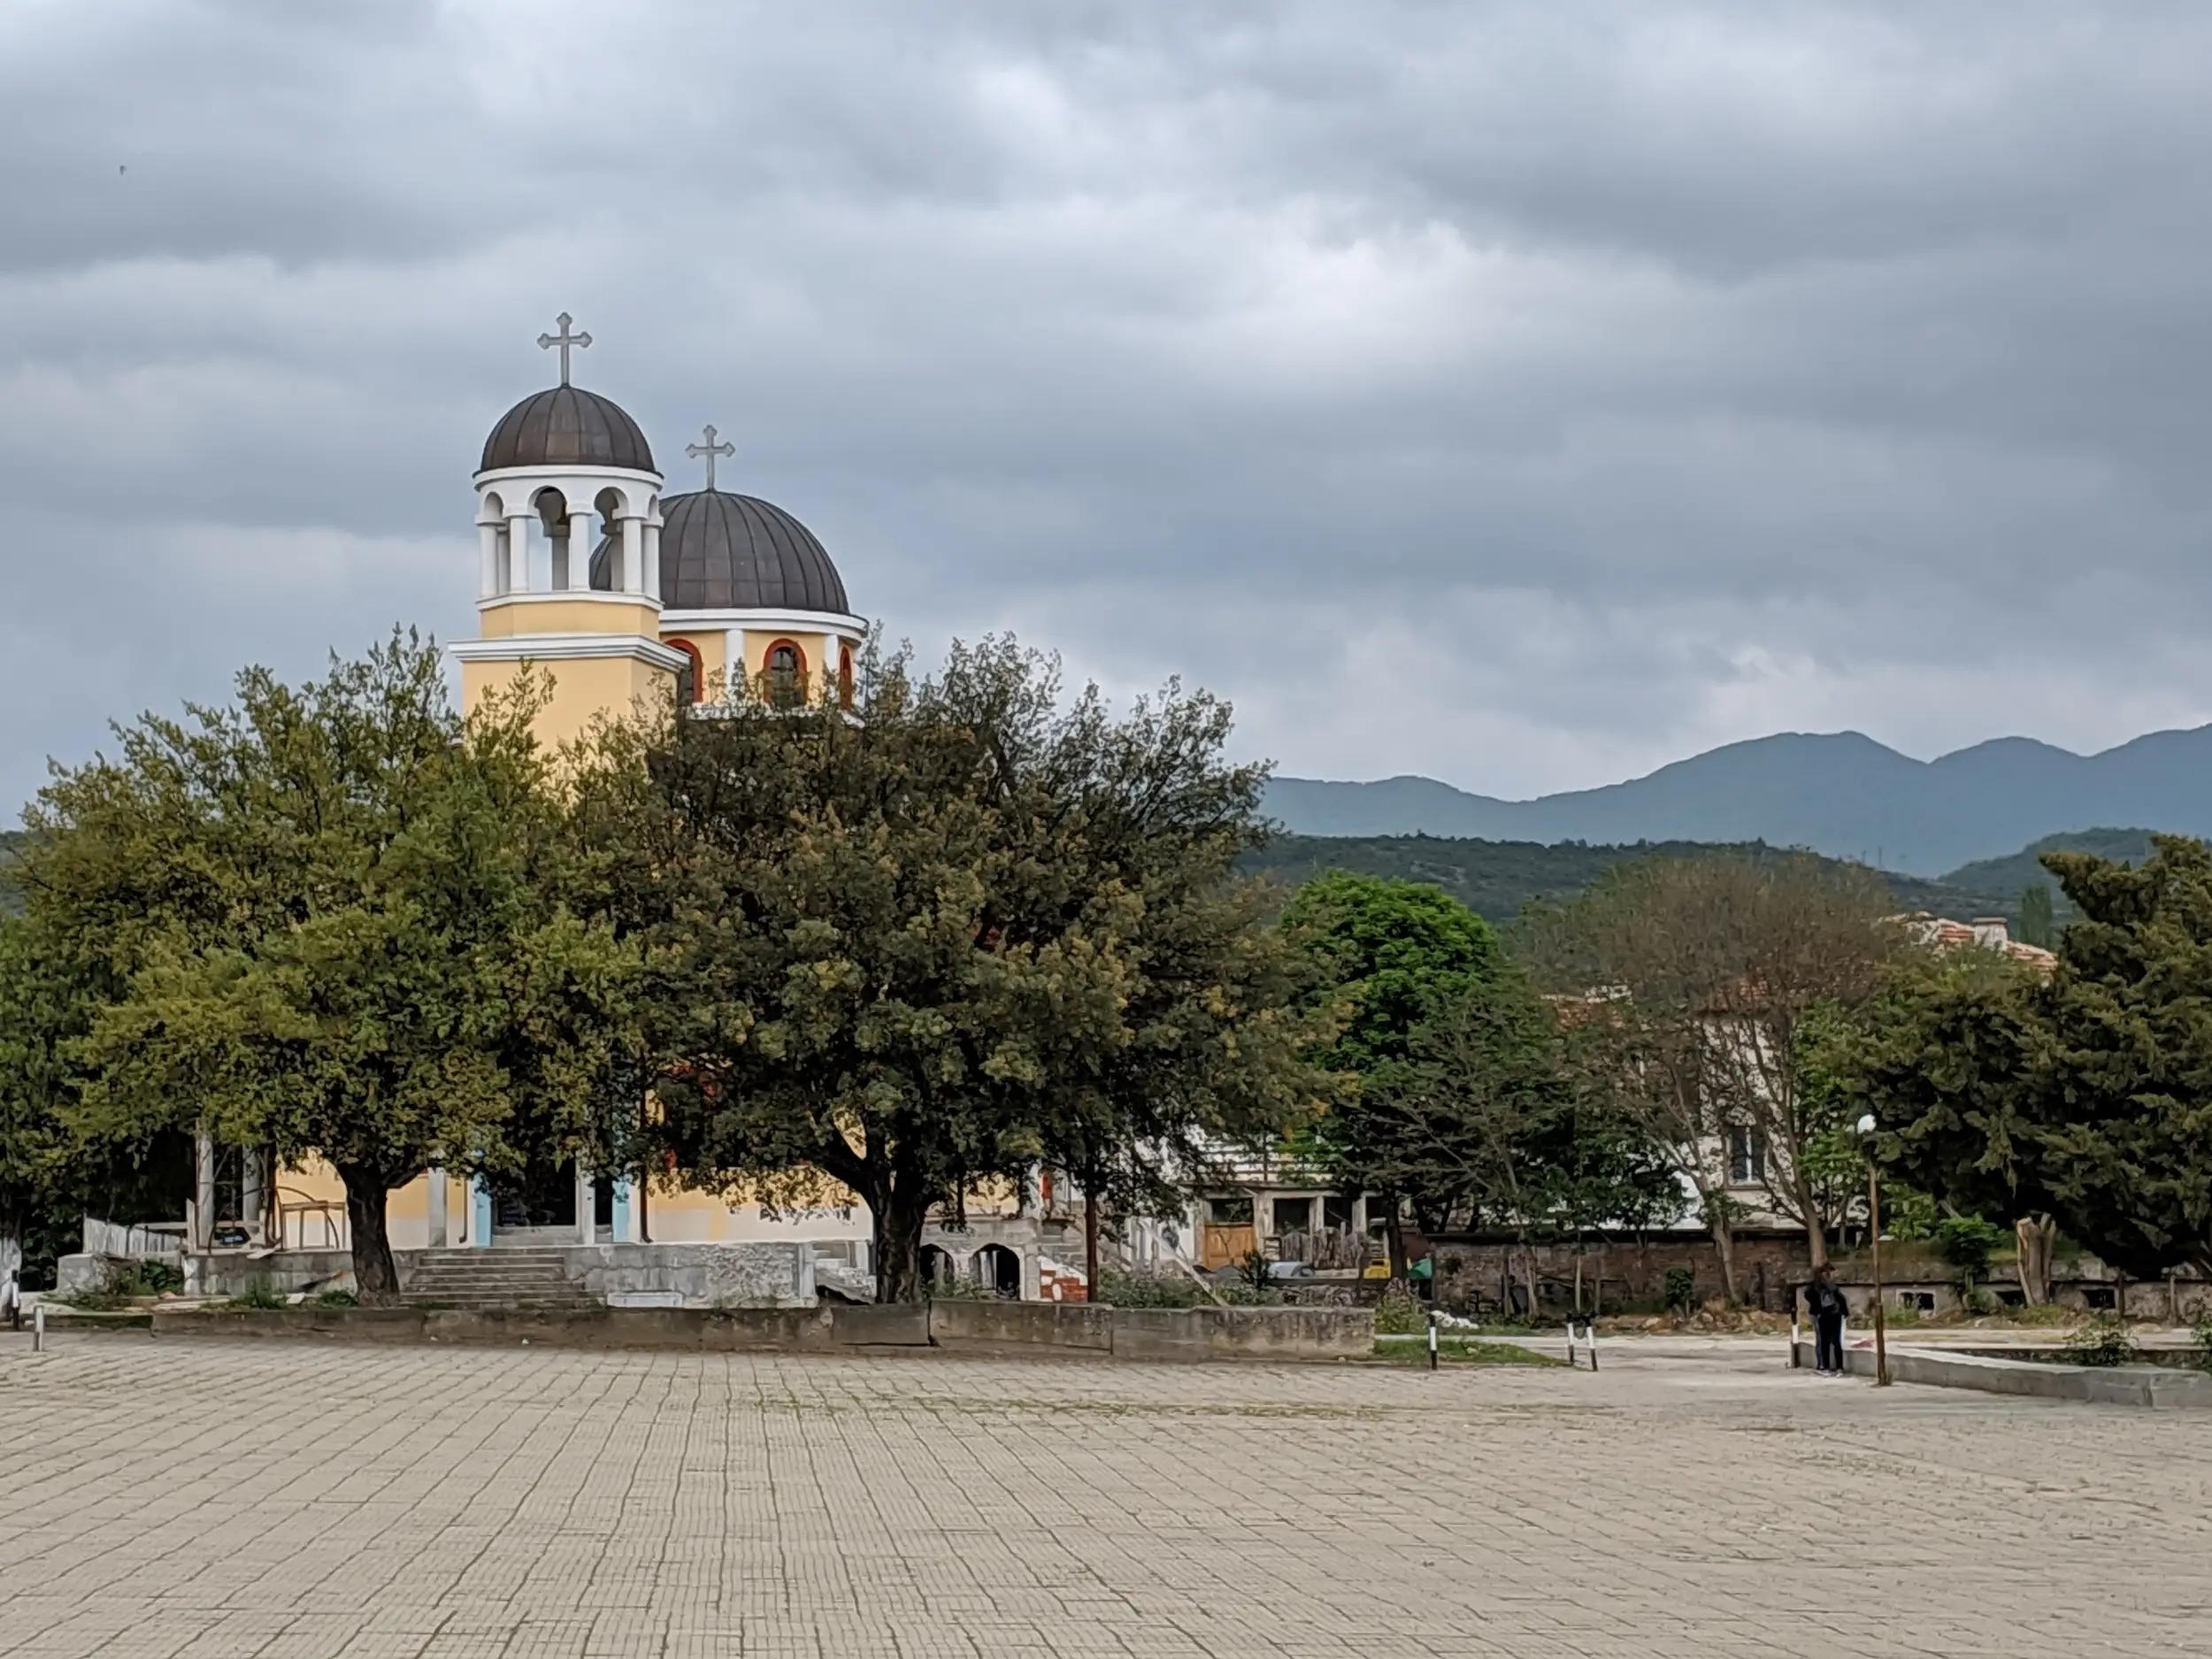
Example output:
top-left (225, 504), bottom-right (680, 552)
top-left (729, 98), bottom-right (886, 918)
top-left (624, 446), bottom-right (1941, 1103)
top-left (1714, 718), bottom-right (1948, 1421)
top-left (114, 319), bottom-right (1084, 1306)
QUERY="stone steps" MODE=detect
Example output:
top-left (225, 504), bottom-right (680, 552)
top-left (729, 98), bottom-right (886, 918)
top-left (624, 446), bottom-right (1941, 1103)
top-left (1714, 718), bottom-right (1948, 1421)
top-left (403, 1248), bottom-right (595, 1310)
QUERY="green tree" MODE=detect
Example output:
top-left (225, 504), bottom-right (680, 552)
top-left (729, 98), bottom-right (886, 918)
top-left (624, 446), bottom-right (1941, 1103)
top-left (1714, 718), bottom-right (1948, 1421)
top-left (25, 632), bottom-right (641, 1295)
top-left (1528, 853), bottom-right (1901, 1293)
top-left (2018, 882), bottom-right (2055, 949)
top-left (2028, 836), bottom-right (2212, 1278)
top-left (0, 918), bottom-right (65, 1286)
top-left (1279, 872), bottom-right (1506, 1278)
top-left (1356, 971), bottom-right (1682, 1301)
top-left (572, 637), bottom-right (1330, 1303)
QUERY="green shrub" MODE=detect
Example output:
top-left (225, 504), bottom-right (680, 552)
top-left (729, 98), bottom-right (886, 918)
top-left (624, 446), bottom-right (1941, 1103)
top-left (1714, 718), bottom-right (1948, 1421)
top-left (1374, 1281), bottom-right (1428, 1335)
top-left (311, 1289), bottom-right (358, 1310)
top-left (1095, 1268), bottom-right (1209, 1310)
top-left (2192, 1313), bottom-right (2212, 1374)
top-left (2011, 1301), bottom-right (2077, 1328)
top-left (1662, 1267), bottom-right (1696, 1315)
top-left (106, 1259), bottom-right (183, 1299)
top-left (1884, 1299), bottom-right (1922, 1328)
top-left (1934, 1217), bottom-right (2008, 1288)
top-left (2064, 1312), bottom-right (2136, 1368)
top-left (227, 1278), bottom-right (288, 1311)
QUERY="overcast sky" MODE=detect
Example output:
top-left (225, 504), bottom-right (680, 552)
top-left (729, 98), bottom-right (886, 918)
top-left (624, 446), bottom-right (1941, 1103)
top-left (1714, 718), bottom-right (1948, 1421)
top-left (4, 0), bottom-right (2210, 810)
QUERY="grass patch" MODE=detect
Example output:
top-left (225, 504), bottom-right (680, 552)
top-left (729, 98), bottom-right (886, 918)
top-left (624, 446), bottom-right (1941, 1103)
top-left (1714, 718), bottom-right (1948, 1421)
top-left (223, 1279), bottom-right (288, 1311)
top-left (1370, 1336), bottom-right (1561, 1368)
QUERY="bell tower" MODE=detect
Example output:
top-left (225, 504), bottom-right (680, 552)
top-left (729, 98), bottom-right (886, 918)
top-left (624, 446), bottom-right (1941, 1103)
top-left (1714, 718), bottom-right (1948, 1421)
top-left (450, 314), bottom-right (685, 749)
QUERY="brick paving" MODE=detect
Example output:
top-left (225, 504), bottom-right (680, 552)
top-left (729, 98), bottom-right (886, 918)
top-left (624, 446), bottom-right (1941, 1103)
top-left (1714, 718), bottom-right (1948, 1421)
top-left (3, 1330), bottom-right (2208, 1657)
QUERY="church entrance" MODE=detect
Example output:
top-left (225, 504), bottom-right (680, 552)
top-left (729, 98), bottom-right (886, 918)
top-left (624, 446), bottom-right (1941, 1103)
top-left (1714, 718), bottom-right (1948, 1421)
top-left (492, 1156), bottom-right (577, 1230)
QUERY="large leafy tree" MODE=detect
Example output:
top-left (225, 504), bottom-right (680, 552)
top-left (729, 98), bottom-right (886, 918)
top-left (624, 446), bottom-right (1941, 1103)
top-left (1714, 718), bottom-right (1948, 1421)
top-left (23, 632), bottom-right (641, 1295)
top-left (1279, 873), bottom-right (1506, 1276)
top-left (2025, 837), bottom-right (2212, 1279)
top-left (1528, 853), bottom-right (1901, 1293)
top-left (1839, 837), bottom-right (2212, 1284)
top-left (1354, 966), bottom-right (1681, 1289)
top-left (0, 918), bottom-right (65, 1284)
top-left (571, 637), bottom-right (1329, 1303)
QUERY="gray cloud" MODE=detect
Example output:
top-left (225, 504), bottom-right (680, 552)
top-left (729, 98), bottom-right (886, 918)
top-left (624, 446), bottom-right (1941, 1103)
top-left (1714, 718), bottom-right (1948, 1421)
top-left (5, 0), bottom-right (2211, 810)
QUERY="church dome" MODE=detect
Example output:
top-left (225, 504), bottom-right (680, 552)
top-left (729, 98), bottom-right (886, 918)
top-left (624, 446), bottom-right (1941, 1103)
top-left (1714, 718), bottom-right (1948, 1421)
top-left (626, 489), bottom-right (850, 613)
top-left (480, 386), bottom-right (656, 474)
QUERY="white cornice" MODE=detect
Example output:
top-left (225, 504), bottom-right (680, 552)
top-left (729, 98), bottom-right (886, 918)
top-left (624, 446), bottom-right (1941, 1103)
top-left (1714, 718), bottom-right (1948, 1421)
top-left (659, 608), bottom-right (867, 635)
top-left (449, 635), bottom-right (688, 670)
top-left (472, 463), bottom-right (664, 488)
top-left (478, 591), bottom-right (662, 613)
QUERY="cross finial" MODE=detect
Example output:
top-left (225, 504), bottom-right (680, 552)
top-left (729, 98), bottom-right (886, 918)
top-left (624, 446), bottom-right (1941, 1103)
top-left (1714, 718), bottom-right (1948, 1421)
top-left (687, 424), bottom-right (734, 489)
top-left (536, 312), bottom-right (591, 385)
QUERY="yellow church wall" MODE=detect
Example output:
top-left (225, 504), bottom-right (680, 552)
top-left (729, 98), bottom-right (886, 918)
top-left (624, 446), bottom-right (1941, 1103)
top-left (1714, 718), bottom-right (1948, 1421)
top-left (738, 628), bottom-right (854, 704)
top-left (460, 655), bottom-right (675, 750)
top-left (661, 632), bottom-right (727, 701)
top-left (479, 596), bottom-right (663, 639)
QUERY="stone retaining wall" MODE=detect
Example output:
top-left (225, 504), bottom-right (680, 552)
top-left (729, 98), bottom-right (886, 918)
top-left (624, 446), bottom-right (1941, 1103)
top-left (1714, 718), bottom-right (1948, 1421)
top-left (1794, 1337), bottom-right (2212, 1409)
top-left (145, 1299), bottom-right (1372, 1363)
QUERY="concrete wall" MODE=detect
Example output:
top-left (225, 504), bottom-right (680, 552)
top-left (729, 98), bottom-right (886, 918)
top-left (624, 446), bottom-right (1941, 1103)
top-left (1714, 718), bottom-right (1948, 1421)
top-left (146, 1299), bottom-right (1372, 1363)
top-left (1795, 1337), bottom-right (2212, 1409)
top-left (1105, 1306), bottom-right (1373, 1363)
top-left (1432, 1230), bottom-right (1815, 1314)
top-left (566, 1242), bottom-right (815, 1309)
top-left (929, 1299), bottom-right (1114, 1354)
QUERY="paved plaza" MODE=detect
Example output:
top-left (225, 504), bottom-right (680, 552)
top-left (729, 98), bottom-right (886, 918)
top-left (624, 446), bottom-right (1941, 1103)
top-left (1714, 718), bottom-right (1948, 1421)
top-left (3, 1331), bottom-right (2208, 1657)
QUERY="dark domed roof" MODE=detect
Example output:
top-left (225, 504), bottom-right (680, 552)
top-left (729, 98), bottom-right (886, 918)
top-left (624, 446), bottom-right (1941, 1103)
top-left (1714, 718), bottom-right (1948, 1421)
top-left (480, 386), bottom-right (655, 474)
top-left (595, 489), bottom-right (849, 612)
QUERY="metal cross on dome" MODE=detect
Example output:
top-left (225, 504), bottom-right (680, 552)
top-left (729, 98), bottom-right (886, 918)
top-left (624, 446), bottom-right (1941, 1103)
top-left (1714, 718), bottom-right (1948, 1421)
top-left (687, 425), bottom-right (734, 489)
top-left (536, 312), bottom-right (591, 385)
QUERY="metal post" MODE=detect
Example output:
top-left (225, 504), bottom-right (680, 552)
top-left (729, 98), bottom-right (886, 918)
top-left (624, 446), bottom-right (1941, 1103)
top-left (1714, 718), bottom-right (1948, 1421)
top-left (32, 1300), bottom-right (45, 1354)
top-left (1426, 1312), bottom-right (1439, 1371)
top-left (1790, 1315), bottom-right (1801, 1368)
top-left (1586, 1320), bottom-right (1598, 1372)
top-left (1870, 1161), bottom-right (1891, 1387)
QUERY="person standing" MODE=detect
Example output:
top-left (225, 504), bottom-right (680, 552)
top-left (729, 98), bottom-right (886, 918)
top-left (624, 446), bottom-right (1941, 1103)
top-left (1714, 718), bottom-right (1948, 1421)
top-left (1805, 1264), bottom-right (1849, 1376)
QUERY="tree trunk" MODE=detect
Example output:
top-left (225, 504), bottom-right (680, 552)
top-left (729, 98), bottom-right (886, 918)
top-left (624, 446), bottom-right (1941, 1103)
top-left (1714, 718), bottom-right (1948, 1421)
top-left (2015, 1213), bottom-right (2056, 1303)
top-left (1083, 1163), bottom-right (1102, 1302)
top-left (1698, 1187), bottom-right (1742, 1305)
top-left (1793, 1171), bottom-right (1830, 1269)
top-left (1383, 1194), bottom-right (1409, 1284)
top-left (872, 1187), bottom-right (926, 1305)
top-left (338, 1166), bottom-right (398, 1302)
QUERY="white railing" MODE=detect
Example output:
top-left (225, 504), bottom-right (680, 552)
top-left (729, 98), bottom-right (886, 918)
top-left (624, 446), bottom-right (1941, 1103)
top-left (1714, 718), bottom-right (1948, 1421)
top-left (81, 1218), bottom-right (187, 1259)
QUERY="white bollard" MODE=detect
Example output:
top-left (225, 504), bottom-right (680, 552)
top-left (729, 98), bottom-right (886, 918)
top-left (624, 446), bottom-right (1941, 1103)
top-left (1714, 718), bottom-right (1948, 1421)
top-left (32, 1300), bottom-right (45, 1354)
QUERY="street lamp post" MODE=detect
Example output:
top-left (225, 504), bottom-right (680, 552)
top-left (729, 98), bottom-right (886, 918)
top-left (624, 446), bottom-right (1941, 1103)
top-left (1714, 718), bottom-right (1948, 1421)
top-left (1856, 1112), bottom-right (1891, 1388)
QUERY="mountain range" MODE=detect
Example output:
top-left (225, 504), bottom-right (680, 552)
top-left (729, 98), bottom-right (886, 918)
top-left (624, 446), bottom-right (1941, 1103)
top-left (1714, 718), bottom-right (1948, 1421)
top-left (1263, 726), bottom-right (2212, 875)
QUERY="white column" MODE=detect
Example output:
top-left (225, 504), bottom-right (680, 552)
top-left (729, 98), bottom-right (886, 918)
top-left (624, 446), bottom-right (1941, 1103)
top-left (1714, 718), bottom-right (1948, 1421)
top-left (241, 1149), bottom-right (265, 1244)
top-left (726, 629), bottom-right (745, 702)
top-left (190, 1131), bottom-right (216, 1253)
top-left (643, 520), bottom-right (663, 603)
top-left (821, 634), bottom-right (841, 703)
top-left (506, 515), bottom-right (532, 593)
top-left (566, 506), bottom-right (594, 593)
top-left (477, 524), bottom-right (500, 598)
top-left (426, 1165), bottom-right (448, 1249)
top-left (619, 517), bottom-right (644, 595)
top-left (576, 1164), bottom-right (595, 1246)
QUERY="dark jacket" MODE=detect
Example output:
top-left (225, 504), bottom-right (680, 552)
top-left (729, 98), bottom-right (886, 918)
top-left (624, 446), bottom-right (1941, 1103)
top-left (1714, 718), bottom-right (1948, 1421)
top-left (1805, 1281), bottom-right (1848, 1323)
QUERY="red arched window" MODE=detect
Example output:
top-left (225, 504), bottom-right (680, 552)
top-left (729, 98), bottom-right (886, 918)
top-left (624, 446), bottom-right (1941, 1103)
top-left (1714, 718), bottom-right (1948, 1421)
top-left (668, 637), bottom-right (705, 706)
top-left (765, 638), bottom-right (807, 708)
top-left (838, 642), bottom-right (855, 710)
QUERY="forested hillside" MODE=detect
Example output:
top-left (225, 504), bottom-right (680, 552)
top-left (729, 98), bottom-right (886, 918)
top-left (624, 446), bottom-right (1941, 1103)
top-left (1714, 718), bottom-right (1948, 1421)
top-left (1242, 833), bottom-right (1987, 925)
